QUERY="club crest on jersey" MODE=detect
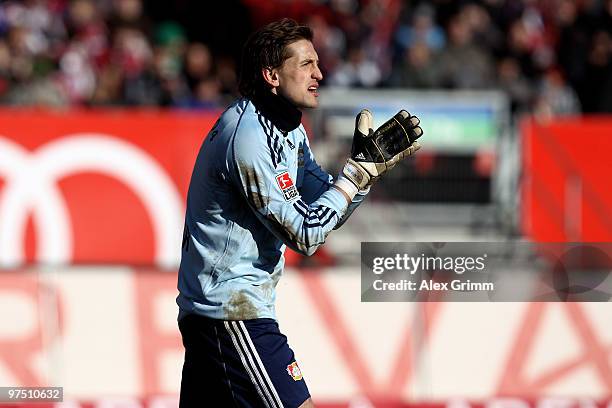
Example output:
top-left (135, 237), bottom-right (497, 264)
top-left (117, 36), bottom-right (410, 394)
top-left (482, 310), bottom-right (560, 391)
top-left (286, 361), bottom-right (303, 381)
top-left (276, 172), bottom-right (298, 201)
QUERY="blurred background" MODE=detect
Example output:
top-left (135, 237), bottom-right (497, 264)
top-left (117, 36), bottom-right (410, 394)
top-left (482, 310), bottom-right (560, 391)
top-left (0, 0), bottom-right (611, 407)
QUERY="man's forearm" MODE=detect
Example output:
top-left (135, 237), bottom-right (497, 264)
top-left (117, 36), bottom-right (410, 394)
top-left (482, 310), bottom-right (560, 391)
top-left (332, 177), bottom-right (358, 205)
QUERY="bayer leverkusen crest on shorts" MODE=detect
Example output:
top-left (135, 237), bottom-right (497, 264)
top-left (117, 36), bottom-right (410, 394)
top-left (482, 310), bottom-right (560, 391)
top-left (276, 171), bottom-right (298, 201)
top-left (286, 361), bottom-right (303, 381)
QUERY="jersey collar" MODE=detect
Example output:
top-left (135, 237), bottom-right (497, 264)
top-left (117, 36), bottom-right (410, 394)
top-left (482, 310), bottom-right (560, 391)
top-left (251, 91), bottom-right (302, 132)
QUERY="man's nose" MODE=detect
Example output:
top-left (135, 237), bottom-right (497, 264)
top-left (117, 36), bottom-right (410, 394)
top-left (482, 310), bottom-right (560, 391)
top-left (313, 65), bottom-right (323, 80)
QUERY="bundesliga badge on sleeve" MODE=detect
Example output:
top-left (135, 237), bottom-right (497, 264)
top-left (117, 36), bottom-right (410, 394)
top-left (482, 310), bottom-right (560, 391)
top-left (276, 171), bottom-right (298, 201)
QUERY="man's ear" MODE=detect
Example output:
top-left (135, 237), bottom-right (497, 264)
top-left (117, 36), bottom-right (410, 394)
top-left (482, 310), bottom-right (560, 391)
top-left (262, 67), bottom-right (280, 87)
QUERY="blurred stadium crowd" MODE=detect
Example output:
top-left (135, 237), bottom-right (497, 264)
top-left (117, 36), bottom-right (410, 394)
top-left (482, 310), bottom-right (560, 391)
top-left (0, 0), bottom-right (611, 115)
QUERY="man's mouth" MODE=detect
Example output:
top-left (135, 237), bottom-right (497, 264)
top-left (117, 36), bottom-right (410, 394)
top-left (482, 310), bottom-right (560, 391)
top-left (308, 85), bottom-right (319, 96)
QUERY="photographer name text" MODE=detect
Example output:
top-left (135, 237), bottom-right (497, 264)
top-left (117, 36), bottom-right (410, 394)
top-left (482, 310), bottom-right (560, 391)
top-left (372, 279), bottom-right (494, 292)
top-left (370, 253), bottom-right (494, 292)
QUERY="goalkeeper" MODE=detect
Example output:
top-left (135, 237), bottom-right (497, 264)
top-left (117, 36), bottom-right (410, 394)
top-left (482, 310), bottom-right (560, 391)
top-left (177, 18), bottom-right (423, 408)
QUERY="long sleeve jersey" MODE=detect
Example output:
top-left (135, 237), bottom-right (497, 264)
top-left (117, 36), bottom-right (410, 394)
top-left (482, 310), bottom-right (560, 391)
top-left (177, 93), bottom-right (367, 321)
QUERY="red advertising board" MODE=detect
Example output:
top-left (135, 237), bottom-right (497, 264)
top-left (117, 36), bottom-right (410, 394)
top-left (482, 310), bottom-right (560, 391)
top-left (0, 109), bottom-right (218, 267)
top-left (521, 117), bottom-right (612, 241)
top-left (4, 399), bottom-right (611, 408)
top-left (1, 267), bottom-right (611, 402)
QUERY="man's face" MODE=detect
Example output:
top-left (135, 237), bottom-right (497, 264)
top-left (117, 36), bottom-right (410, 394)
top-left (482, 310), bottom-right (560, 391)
top-left (272, 39), bottom-right (323, 109)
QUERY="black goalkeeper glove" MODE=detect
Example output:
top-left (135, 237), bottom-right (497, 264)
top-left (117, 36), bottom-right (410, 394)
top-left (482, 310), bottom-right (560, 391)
top-left (341, 109), bottom-right (423, 190)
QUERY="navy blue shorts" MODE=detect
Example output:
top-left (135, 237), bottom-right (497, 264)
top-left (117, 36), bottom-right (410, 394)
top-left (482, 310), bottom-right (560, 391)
top-left (178, 314), bottom-right (310, 408)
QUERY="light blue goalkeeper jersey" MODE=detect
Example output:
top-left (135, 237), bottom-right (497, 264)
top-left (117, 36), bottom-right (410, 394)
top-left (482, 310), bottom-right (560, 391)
top-left (177, 93), bottom-right (367, 321)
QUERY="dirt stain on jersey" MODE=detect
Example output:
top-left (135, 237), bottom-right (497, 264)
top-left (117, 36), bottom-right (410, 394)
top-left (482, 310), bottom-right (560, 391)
top-left (258, 276), bottom-right (280, 301)
top-left (266, 213), bottom-right (298, 245)
top-left (224, 290), bottom-right (258, 320)
top-left (237, 161), bottom-right (269, 210)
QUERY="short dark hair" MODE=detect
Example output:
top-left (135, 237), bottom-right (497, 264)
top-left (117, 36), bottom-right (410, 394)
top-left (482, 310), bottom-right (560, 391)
top-left (238, 18), bottom-right (313, 98)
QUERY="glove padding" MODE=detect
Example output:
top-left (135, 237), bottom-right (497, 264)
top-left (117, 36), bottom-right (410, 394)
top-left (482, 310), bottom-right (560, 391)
top-left (342, 109), bottom-right (423, 190)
